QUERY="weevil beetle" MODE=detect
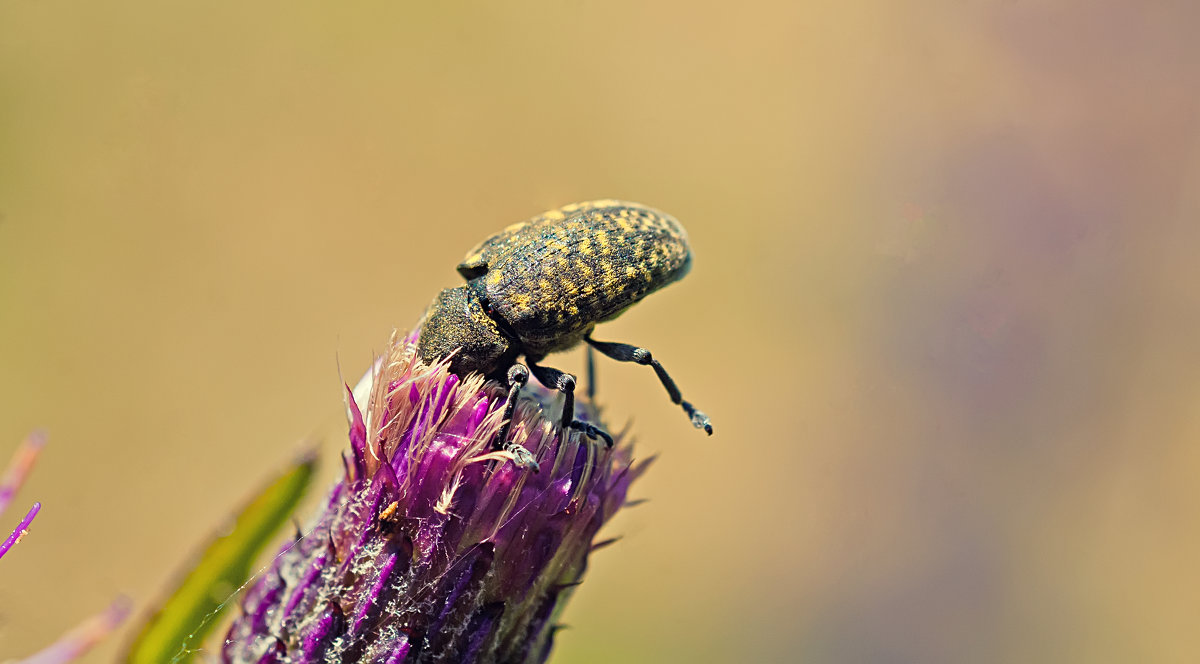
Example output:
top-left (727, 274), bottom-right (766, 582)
top-left (416, 200), bottom-right (712, 468)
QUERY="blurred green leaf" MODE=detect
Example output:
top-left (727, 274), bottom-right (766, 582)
top-left (123, 453), bottom-right (317, 664)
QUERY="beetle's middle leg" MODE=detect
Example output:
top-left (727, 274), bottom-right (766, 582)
top-left (525, 359), bottom-right (576, 427)
top-left (585, 334), bottom-right (713, 435)
top-left (527, 359), bottom-right (613, 447)
top-left (494, 363), bottom-right (539, 471)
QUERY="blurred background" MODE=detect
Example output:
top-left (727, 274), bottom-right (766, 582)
top-left (3, 2), bottom-right (1200, 662)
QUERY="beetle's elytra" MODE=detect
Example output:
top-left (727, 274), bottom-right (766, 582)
top-left (416, 200), bottom-right (711, 470)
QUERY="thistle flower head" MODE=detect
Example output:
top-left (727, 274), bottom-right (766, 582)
top-left (222, 335), bottom-right (649, 663)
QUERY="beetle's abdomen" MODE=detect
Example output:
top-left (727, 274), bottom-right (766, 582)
top-left (462, 201), bottom-right (692, 355)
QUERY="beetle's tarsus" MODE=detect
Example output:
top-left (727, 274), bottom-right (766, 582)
top-left (569, 420), bottom-right (614, 448)
top-left (683, 401), bottom-right (713, 434)
top-left (505, 444), bottom-right (540, 472)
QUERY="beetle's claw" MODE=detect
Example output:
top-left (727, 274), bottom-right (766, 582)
top-left (683, 401), bottom-right (712, 435)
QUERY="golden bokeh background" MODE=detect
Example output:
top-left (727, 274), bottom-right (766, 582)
top-left (3, 2), bottom-right (1200, 662)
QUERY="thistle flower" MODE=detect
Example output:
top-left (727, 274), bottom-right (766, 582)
top-left (221, 336), bottom-right (650, 663)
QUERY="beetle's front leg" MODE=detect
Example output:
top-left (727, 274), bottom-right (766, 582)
top-left (494, 363), bottom-right (539, 471)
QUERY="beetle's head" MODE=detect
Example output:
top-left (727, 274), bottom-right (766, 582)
top-left (416, 285), bottom-right (513, 378)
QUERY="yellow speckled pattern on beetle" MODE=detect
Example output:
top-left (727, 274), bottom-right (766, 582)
top-left (458, 200), bottom-right (692, 356)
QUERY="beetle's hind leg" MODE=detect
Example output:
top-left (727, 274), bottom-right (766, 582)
top-left (585, 344), bottom-right (598, 401)
top-left (584, 334), bottom-right (713, 435)
top-left (494, 363), bottom-right (539, 471)
top-left (528, 360), bottom-right (614, 447)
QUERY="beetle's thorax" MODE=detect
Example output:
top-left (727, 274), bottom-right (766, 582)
top-left (415, 285), bottom-right (516, 379)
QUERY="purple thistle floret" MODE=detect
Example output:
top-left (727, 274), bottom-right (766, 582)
top-left (222, 336), bottom-right (649, 663)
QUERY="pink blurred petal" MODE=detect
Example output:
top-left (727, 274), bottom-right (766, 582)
top-left (15, 597), bottom-right (132, 664)
top-left (14, 595), bottom-right (132, 662)
top-left (0, 431), bottom-right (46, 518)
